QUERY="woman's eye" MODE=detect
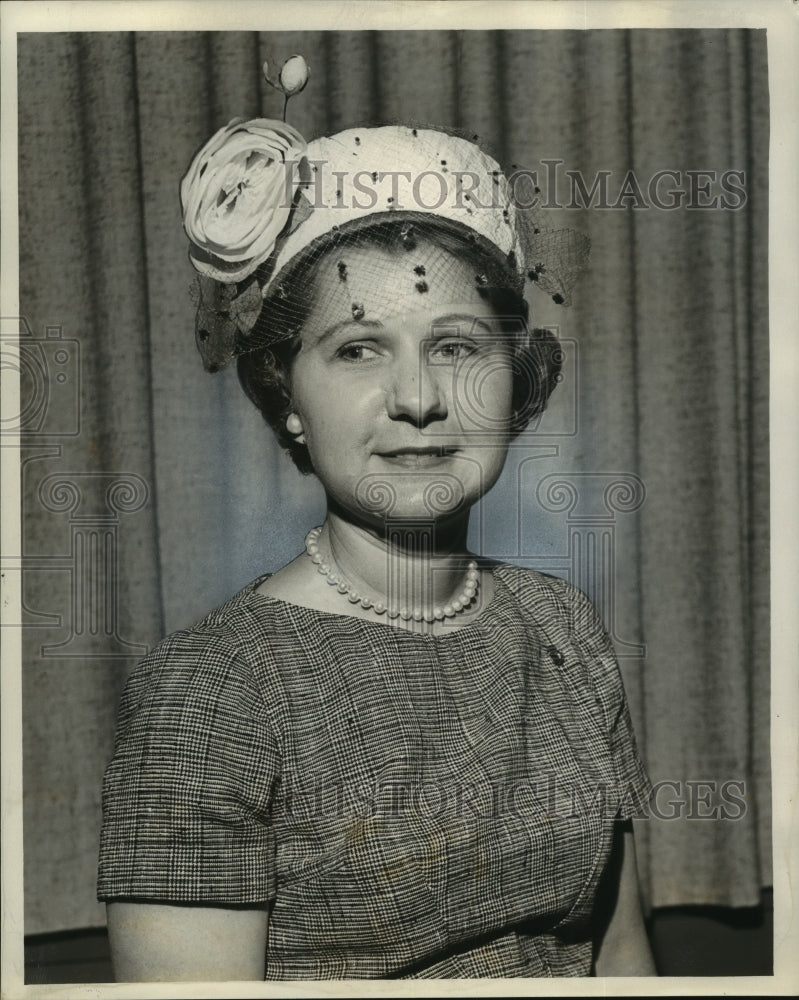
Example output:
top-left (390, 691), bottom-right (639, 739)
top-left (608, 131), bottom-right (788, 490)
top-left (336, 343), bottom-right (378, 362)
top-left (431, 340), bottom-right (477, 361)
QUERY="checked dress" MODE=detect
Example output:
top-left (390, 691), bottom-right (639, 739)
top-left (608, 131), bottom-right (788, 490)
top-left (98, 564), bottom-right (652, 978)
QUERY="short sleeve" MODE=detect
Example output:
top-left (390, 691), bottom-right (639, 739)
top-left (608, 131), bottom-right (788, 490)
top-left (563, 581), bottom-right (653, 820)
top-left (97, 628), bottom-right (280, 904)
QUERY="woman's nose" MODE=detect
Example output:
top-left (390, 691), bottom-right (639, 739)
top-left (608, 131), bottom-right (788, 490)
top-left (385, 349), bottom-right (448, 426)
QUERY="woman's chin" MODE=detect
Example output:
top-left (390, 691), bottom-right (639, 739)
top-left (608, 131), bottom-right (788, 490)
top-left (337, 469), bottom-right (475, 526)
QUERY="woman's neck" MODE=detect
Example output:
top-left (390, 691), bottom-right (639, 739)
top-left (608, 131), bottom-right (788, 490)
top-left (322, 510), bottom-right (474, 614)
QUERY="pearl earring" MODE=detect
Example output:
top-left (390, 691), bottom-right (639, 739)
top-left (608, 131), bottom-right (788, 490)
top-left (286, 413), bottom-right (304, 440)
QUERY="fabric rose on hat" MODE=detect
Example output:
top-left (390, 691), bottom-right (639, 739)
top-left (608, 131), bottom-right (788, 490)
top-left (180, 118), bottom-right (307, 283)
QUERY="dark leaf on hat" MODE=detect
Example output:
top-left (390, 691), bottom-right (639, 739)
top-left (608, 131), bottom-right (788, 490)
top-left (287, 186), bottom-right (315, 237)
top-left (197, 273), bottom-right (236, 313)
top-left (195, 301), bottom-right (238, 372)
top-left (229, 280), bottom-right (264, 337)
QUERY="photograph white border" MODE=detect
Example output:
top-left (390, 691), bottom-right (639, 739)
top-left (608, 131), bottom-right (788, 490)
top-left (2, 2), bottom-right (797, 997)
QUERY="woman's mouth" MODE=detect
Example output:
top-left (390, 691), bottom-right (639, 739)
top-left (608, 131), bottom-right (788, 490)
top-left (377, 447), bottom-right (459, 467)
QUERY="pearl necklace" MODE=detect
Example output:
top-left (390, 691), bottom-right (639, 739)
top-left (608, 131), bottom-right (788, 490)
top-left (304, 526), bottom-right (479, 623)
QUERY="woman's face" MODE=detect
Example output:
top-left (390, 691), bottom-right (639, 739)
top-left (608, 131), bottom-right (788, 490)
top-left (286, 237), bottom-right (517, 527)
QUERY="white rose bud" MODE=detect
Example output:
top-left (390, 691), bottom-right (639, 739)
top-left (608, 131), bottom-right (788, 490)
top-left (279, 55), bottom-right (310, 96)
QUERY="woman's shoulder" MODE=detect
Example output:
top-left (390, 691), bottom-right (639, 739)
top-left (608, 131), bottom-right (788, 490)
top-left (492, 562), bottom-right (588, 613)
top-left (121, 578), bottom-right (273, 695)
top-left (491, 561), bottom-right (611, 648)
top-left (155, 574), bottom-right (274, 650)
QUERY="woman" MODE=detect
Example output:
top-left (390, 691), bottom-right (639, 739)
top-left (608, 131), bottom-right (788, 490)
top-left (97, 104), bottom-right (656, 979)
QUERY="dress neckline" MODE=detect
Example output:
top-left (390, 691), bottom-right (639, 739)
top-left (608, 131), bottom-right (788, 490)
top-left (245, 563), bottom-right (512, 642)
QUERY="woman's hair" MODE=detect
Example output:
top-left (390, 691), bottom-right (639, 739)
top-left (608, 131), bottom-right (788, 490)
top-left (237, 219), bottom-right (563, 474)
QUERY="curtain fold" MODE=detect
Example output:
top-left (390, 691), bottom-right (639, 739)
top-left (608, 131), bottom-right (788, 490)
top-left (18, 28), bottom-right (769, 934)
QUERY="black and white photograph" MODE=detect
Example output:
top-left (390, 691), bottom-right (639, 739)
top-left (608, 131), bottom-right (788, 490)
top-left (1, 0), bottom-right (796, 994)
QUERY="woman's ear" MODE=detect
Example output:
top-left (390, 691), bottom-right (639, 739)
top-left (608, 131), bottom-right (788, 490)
top-left (286, 412), bottom-right (306, 444)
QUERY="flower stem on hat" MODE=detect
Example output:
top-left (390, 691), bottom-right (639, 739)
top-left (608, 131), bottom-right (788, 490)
top-left (263, 55), bottom-right (310, 122)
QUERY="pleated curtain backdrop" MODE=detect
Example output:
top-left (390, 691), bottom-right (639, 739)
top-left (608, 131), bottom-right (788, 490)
top-left (17, 29), bottom-right (769, 934)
